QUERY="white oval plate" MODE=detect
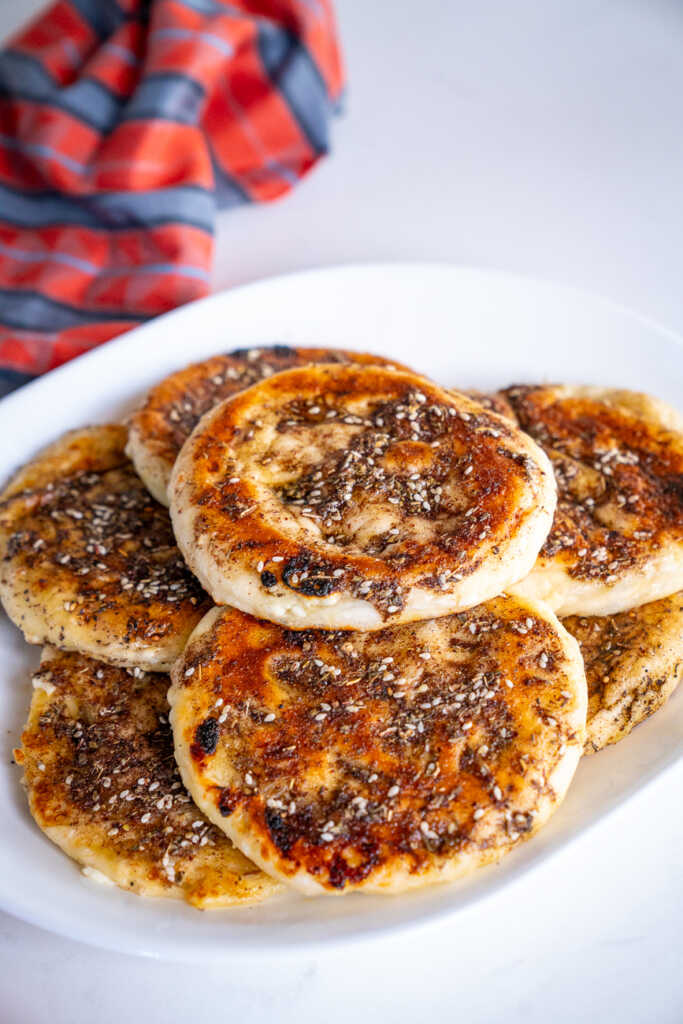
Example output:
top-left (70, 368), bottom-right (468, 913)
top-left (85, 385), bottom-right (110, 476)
top-left (0, 264), bottom-right (681, 961)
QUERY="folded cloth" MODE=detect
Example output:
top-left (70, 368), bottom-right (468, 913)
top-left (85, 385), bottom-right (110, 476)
top-left (0, 0), bottom-right (344, 394)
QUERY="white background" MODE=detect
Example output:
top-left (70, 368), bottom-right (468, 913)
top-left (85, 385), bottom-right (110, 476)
top-left (1, 1), bottom-right (682, 1021)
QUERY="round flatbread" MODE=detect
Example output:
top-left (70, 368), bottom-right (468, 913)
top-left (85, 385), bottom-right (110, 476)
top-left (0, 425), bottom-right (210, 671)
top-left (503, 386), bottom-right (683, 616)
top-left (169, 598), bottom-right (586, 895)
top-left (15, 647), bottom-right (279, 907)
top-left (170, 366), bottom-right (557, 629)
top-left (127, 346), bottom-right (411, 505)
top-left (563, 592), bottom-right (683, 753)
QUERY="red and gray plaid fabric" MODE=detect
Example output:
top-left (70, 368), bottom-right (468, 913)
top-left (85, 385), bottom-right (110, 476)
top-left (0, 0), bottom-right (344, 394)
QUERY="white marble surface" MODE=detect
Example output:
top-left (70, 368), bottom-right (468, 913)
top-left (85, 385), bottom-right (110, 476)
top-left (1, 1), bottom-right (682, 1021)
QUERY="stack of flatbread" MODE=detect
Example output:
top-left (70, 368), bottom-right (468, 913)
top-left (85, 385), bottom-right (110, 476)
top-left (2, 346), bottom-right (680, 905)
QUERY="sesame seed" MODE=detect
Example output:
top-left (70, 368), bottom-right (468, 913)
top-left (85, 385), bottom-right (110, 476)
top-left (473, 808), bottom-right (484, 820)
top-left (264, 712), bottom-right (276, 723)
top-left (387, 785), bottom-right (400, 797)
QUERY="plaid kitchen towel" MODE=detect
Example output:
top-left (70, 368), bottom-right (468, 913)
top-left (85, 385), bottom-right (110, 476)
top-left (0, 0), bottom-right (344, 394)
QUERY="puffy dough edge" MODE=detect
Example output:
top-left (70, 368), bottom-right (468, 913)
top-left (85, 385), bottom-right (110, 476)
top-left (512, 543), bottom-right (683, 618)
top-left (125, 427), bottom-right (171, 506)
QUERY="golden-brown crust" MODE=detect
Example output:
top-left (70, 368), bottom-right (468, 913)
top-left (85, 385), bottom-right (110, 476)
top-left (563, 592), bottom-right (683, 753)
top-left (170, 366), bottom-right (556, 629)
top-left (504, 385), bottom-right (683, 615)
top-left (127, 346), bottom-right (412, 504)
top-left (16, 648), bottom-right (278, 907)
top-left (0, 426), bottom-right (211, 671)
top-left (169, 599), bottom-right (586, 894)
